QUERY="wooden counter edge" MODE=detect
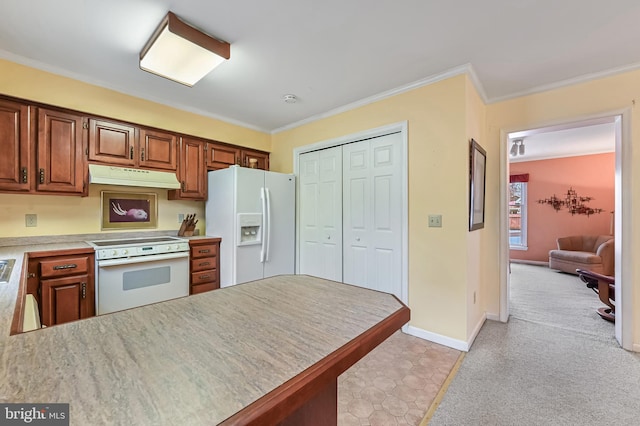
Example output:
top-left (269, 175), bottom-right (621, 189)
top-left (220, 303), bottom-right (410, 426)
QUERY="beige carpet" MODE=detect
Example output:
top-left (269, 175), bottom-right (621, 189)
top-left (509, 263), bottom-right (615, 342)
top-left (429, 263), bottom-right (640, 425)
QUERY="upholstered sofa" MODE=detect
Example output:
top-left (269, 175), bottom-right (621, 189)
top-left (548, 235), bottom-right (614, 276)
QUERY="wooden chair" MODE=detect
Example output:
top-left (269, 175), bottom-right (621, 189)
top-left (577, 269), bottom-right (615, 322)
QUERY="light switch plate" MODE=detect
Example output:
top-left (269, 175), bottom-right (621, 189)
top-left (428, 214), bottom-right (442, 228)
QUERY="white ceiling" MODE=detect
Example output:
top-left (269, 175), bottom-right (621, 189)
top-left (508, 118), bottom-right (616, 163)
top-left (1, 1), bottom-right (640, 132)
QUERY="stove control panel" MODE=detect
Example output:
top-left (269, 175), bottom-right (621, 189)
top-left (95, 242), bottom-right (190, 260)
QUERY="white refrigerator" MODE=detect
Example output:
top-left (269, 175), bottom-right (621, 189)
top-left (206, 166), bottom-right (296, 287)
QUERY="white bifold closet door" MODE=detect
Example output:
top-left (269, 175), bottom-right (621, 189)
top-left (298, 132), bottom-right (402, 298)
top-left (299, 146), bottom-right (343, 281)
top-left (343, 133), bottom-right (402, 296)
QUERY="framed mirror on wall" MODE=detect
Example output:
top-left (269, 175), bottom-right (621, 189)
top-left (469, 138), bottom-right (487, 231)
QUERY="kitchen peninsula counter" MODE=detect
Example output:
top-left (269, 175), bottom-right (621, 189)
top-left (0, 266), bottom-right (409, 424)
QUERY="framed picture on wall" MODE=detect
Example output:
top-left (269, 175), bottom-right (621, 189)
top-left (469, 138), bottom-right (487, 231)
top-left (101, 191), bottom-right (158, 230)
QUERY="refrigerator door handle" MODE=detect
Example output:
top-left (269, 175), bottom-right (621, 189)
top-left (265, 187), bottom-right (272, 262)
top-left (260, 187), bottom-right (267, 263)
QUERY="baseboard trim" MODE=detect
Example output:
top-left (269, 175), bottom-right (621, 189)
top-left (510, 259), bottom-right (549, 267)
top-left (467, 314), bottom-right (486, 349)
top-left (405, 325), bottom-right (470, 352)
top-left (486, 312), bottom-right (500, 322)
top-left (632, 343), bottom-right (640, 353)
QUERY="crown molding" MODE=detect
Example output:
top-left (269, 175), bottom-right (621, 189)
top-left (0, 49), bottom-right (268, 133)
top-left (272, 64), bottom-right (483, 134)
top-left (488, 61), bottom-right (640, 104)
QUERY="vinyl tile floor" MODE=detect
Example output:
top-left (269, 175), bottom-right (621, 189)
top-left (338, 331), bottom-right (461, 426)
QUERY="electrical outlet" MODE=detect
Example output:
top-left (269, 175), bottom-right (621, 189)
top-left (178, 213), bottom-right (185, 223)
top-left (428, 214), bottom-right (442, 228)
top-left (25, 214), bottom-right (37, 227)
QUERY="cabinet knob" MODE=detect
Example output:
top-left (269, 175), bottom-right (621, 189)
top-left (21, 167), bottom-right (28, 183)
top-left (141, 147), bottom-right (145, 161)
top-left (130, 146), bottom-right (134, 160)
top-left (39, 168), bottom-right (45, 184)
top-left (81, 282), bottom-right (86, 299)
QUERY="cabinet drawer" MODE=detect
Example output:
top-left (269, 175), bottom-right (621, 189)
top-left (191, 269), bottom-right (218, 286)
top-left (190, 244), bottom-right (218, 259)
top-left (191, 257), bottom-right (216, 272)
top-left (191, 282), bottom-right (219, 295)
top-left (40, 256), bottom-right (90, 278)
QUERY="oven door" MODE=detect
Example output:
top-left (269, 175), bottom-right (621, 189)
top-left (96, 252), bottom-right (189, 315)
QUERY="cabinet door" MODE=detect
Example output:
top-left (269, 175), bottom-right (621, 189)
top-left (206, 142), bottom-right (239, 170)
top-left (169, 137), bottom-right (206, 200)
top-left (0, 99), bottom-right (32, 192)
top-left (41, 274), bottom-right (93, 326)
top-left (89, 118), bottom-right (136, 166)
top-left (139, 128), bottom-right (177, 171)
top-left (241, 149), bottom-right (269, 170)
top-left (37, 108), bottom-right (87, 194)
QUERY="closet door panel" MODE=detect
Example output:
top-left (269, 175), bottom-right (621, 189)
top-left (343, 133), bottom-right (402, 297)
top-left (299, 147), bottom-right (342, 281)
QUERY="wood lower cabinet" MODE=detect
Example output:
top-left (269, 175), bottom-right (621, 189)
top-left (169, 137), bottom-right (207, 200)
top-left (27, 249), bottom-right (95, 327)
top-left (189, 238), bottom-right (221, 294)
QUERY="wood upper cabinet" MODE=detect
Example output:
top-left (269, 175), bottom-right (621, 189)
top-left (28, 249), bottom-right (95, 327)
top-left (169, 136), bottom-right (207, 200)
top-left (206, 142), bottom-right (240, 170)
top-left (89, 118), bottom-right (136, 166)
top-left (139, 128), bottom-right (177, 170)
top-left (240, 148), bottom-right (270, 170)
top-left (0, 99), bottom-right (32, 192)
top-left (37, 108), bottom-right (87, 195)
top-left (89, 118), bottom-right (177, 171)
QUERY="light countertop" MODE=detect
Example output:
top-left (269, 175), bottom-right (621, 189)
top-left (0, 239), bottom-right (406, 425)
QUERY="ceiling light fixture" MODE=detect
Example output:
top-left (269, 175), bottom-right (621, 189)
top-left (140, 11), bottom-right (230, 86)
top-left (510, 139), bottom-right (525, 157)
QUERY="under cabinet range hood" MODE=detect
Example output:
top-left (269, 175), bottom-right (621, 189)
top-left (89, 164), bottom-right (180, 189)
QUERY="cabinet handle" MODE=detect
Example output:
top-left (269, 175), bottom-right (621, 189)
top-left (130, 146), bottom-right (134, 160)
top-left (39, 168), bottom-right (45, 184)
top-left (199, 261), bottom-right (211, 267)
top-left (21, 167), bottom-right (28, 183)
top-left (199, 274), bottom-right (211, 280)
top-left (53, 263), bottom-right (77, 270)
top-left (141, 148), bottom-right (145, 161)
top-left (199, 249), bottom-right (210, 254)
top-left (81, 282), bottom-right (86, 299)
top-left (181, 181), bottom-right (185, 191)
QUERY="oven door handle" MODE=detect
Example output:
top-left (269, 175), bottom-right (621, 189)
top-left (97, 252), bottom-right (189, 267)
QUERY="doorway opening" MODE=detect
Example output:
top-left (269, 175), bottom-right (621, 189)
top-left (500, 112), bottom-right (630, 348)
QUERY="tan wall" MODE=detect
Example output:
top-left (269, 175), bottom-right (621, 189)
top-left (465, 76), bottom-right (490, 338)
top-left (272, 75), bottom-right (472, 341)
top-left (0, 60), bottom-right (270, 239)
top-left (487, 69), bottom-right (640, 345)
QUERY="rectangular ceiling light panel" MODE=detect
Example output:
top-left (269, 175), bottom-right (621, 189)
top-left (140, 12), bottom-right (230, 86)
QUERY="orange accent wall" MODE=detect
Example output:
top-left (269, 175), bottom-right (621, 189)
top-left (509, 153), bottom-right (615, 262)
